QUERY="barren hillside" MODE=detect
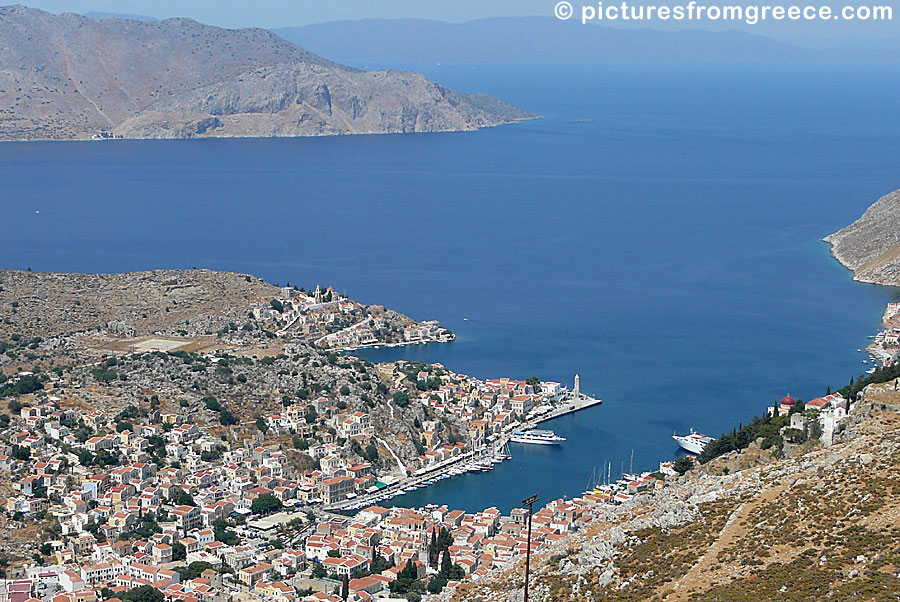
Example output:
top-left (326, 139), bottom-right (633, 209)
top-left (0, 268), bottom-right (278, 338)
top-left (0, 5), bottom-right (534, 140)
top-left (825, 188), bottom-right (900, 286)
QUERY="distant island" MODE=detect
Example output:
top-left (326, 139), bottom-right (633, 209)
top-left (274, 17), bottom-right (899, 67)
top-left (274, 17), bottom-right (808, 66)
top-left (0, 5), bottom-right (535, 141)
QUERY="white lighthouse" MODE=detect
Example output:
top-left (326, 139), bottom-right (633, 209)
top-left (574, 374), bottom-right (580, 399)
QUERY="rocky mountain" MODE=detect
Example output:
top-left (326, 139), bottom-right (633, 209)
top-left (0, 5), bottom-right (534, 141)
top-left (825, 188), bottom-right (900, 286)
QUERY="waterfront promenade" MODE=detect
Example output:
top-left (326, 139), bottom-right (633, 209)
top-left (322, 392), bottom-right (602, 512)
top-left (531, 392), bottom-right (603, 426)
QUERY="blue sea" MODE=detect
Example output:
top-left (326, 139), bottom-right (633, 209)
top-left (3, 64), bottom-right (900, 512)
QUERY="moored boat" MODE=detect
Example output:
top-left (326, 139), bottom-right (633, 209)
top-left (510, 429), bottom-right (566, 445)
top-left (673, 429), bottom-right (715, 454)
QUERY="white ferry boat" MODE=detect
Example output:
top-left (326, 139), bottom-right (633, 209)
top-left (510, 429), bottom-right (566, 445)
top-left (672, 429), bottom-right (715, 454)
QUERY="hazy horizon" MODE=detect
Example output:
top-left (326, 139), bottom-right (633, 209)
top-left (13, 0), bottom-right (899, 43)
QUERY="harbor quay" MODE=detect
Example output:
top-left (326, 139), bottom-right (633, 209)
top-left (324, 389), bottom-right (602, 512)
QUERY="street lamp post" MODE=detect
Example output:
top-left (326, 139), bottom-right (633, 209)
top-left (522, 494), bottom-right (539, 602)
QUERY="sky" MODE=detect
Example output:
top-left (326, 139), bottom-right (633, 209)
top-left (16, 0), bottom-right (899, 40)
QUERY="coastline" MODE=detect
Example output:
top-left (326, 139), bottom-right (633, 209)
top-left (346, 231), bottom-right (898, 517)
top-left (323, 392), bottom-right (602, 512)
top-left (340, 334), bottom-right (456, 353)
top-left (0, 117), bottom-right (538, 144)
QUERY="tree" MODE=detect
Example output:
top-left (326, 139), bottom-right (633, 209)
top-left (673, 456), bottom-right (694, 475)
top-left (11, 445), bottom-right (30, 461)
top-left (250, 494), bottom-right (283, 515)
top-left (255, 416), bottom-right (269, 434)
top-left (427, 574), bottom-right (448, 594)
top-left (213, 519), bottom-right (237, 545)
top-left (94, 449), bottom-right (120, 468)
top-left (364, 442), bottom-right (379, 463)
top-left (122, 586), bottom-right (165, 602)
top-left (428, 528), bottom-right (437, 566)
top-left (392, 391), bottom-right (410, 407)
top-left (219, 408), bottom-right (237, 426)
top-left (312, 564), bottom-right (327, 579)
top-left (172, 490), bottom-right (196, 507)
top-left (172, 542), bottom-right (186, 561)
top-left (389, 561), bottom-right (420, 594)
top-left (440, 549), bottom-right (452, 576)
top-left (13, 376), bottom-right (43, 395)
top-left (341, 574), bottom-right (349, 601)
top-left (175, 561), bottom-right (213, 581)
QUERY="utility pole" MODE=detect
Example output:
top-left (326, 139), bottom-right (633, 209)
top-left (522, 494), bottom-right (539, 602)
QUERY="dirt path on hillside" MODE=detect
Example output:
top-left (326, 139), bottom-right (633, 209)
top-left (666, 480), bottom-right (791, 601)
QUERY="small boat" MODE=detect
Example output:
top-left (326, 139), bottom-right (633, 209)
top-left (673, 429), bottom-right (715, 454)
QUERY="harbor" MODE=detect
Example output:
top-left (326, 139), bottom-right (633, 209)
top-left (325, 383), bottom-right (603, 512)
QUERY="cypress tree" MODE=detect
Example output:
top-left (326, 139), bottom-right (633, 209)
top-left (428, 527), bottom-right (437, 566)
top-left (440, 549), bottom-right (452, 577)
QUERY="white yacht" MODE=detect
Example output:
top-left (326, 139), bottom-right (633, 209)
top-left (510, 429), bottom-right (566, 445)
top-left (673, 429), bottom-right (715, 454)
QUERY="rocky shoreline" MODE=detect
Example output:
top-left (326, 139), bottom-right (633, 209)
top-left (824, 188), bottom-right (900, 286)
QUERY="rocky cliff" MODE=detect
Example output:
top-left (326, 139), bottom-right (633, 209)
top-left (824, 188), bottom-right (900, 286)
top-left (0, 5), bottom-right (534, 141)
